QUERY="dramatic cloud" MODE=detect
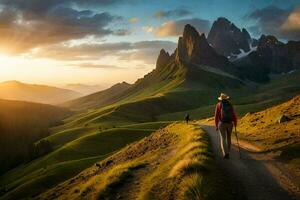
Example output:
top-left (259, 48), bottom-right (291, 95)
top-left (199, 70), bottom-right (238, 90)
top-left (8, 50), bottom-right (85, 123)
top-left (145, 18), bottom-right (210, 37)
top-left (280, 6), bottom-right (300, 39)
top-left (154, 8), bottom-right (192, 19)
top-left (32, 40), bottom-right (177, 64)
top-left (247, 5), bottom-right (300, 40)
top-left (0, 1), bottom-right (129, 53)
top-left (0, 0), bottom-right (134, 16)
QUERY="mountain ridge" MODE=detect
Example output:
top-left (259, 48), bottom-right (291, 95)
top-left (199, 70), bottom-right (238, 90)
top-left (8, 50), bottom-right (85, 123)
top-left (0, 80), bottom-right (81, 104)
top-left (62, 81), bottom-right (132, 110)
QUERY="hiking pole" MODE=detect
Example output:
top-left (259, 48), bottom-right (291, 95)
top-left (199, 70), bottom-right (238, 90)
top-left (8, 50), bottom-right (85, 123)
top-left (235, 126), bottom-right (242, 159)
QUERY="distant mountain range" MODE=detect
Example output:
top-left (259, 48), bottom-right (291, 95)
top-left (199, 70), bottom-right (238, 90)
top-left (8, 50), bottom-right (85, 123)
top-left (63, 17), bottom-right (300, 112)
top-left (0, 80), bottom-right (81, 104)
top-left (64, 83), bottom-right (107, 95)
top-left (62, 82), bottom-right (131, 110)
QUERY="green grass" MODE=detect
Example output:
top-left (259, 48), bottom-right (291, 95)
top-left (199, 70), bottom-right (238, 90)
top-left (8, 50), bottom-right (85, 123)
top-left (158, 71), bottom-right (300, 121)
top-left (32, 123), bottom-right (233, 200)
top-left (0, 127), bottom-right (155, 199)
top-left (45, 127), bottom-right (96, 148)
top-left (1, 65), bottom-right (300, 199)
top-left (137, 124), bottom-right (232, 200)
top-left (95, 161), bottom-right (147, 199)
top-left (0, 156), bottom-right (105, 200)
top-left (120, 121), bottom-right (171, 130)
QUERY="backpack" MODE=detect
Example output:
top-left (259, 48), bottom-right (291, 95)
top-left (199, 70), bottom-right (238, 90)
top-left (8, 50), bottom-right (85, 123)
top-left (221, 100), bottom-right (233, 123)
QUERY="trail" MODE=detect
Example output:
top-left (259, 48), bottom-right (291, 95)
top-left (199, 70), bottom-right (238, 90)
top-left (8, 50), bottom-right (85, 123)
top-left (201, 125), bottom-right (300, 200)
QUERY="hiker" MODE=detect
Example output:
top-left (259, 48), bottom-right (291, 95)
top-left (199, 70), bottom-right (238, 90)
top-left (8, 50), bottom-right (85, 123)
top-left (214, 93), bottom-right (237, 159)
top-left (185, 113), bottom-right (190, 124)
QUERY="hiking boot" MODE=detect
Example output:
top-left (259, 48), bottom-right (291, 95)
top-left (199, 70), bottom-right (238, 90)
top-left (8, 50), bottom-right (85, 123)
top-left (224, 154), bottom-right (230, 159)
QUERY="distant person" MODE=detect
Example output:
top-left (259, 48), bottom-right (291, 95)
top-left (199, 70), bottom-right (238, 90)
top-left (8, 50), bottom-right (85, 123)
top-left (185, 114), bottom-right (190, 124)
top-left (214, 93), bottom-right (237, 159)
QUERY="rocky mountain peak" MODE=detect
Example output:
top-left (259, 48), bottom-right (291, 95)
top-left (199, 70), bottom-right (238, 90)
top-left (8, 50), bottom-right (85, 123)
top-left (176, 24), bottom-right (211, 62)
top-left (258, 35), bottom-right (283, 49)
top-left (207, 17), bottom-right (252, 57)
top-left (174, 24), bottom-right (229, 69)
top-left (212, 17), bottom-right (232, 29)
top-left (182, 24), bottom-right (201, 42)
top-left (156, 49), bottom-right (171, 69)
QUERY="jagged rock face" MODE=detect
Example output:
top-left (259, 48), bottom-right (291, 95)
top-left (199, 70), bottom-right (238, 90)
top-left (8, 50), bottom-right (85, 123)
top-left (255, 35), bottom-right (290, 73)
top-left (286, 41), bottom-right (300, 67)
top-left (207, 17), bottom-right (252, 57)
top-left (234, 34), bottom-right (300, 82)
top-left (175, 24), bottom-right (229, 69)
top-left (254, 35), bottom-right (300, 73)
top-left (156, 49), bottom-right (171, 69)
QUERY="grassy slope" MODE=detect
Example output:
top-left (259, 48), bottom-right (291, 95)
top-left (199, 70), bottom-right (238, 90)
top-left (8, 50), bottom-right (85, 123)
top-left (158, 70), bottom-right (300, 120)
top-left (61, 82), bottom-right (132, 111)
top-left (1, 63), bottom-right (299, 198)
top-left (237, 95), bottom-right (300, 167)
top-left (37, 123), bottom-right (232, 200)
top-left (57, 64), bottom-right (245, 130)
top-left (0, 123), bottom-right (169, 199)
top-left (0, 80), bottom-right (80, 104)
top-left (0, 99), bottom-right (71, 174)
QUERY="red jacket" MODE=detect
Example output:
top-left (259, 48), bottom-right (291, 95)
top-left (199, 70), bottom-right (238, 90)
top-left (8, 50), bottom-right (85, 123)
top-left (214, 101), bottom-right (237, 127)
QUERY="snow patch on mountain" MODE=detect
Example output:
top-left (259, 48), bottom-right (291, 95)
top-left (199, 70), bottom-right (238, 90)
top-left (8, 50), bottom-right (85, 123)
top-left (229, 43), bottom-right (257, 61)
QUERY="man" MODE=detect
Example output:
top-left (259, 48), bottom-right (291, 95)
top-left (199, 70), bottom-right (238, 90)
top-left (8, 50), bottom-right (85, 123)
top-left (214, 93), bottom-right (237, 159)
top-left (185, 113), bottom-right (190, 124)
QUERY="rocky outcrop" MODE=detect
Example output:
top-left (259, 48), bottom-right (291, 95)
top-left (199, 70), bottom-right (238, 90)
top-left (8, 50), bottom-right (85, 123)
top-left (175, 24), bottom-right (229, 69)
top-left (156, 49), bottom-right (171, 70)
top-left (278, 114), bottom-right (292, 123)
top-left (207, 17), bottom-right (252, 57)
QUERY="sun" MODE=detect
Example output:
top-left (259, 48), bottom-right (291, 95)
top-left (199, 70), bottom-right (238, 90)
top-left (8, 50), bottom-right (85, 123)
top-left (0, 54), bottom-right (16, 66)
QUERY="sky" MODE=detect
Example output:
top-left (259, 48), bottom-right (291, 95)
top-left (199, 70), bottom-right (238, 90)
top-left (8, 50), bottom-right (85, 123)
top-left (0, 0), bottom-right (299, 88)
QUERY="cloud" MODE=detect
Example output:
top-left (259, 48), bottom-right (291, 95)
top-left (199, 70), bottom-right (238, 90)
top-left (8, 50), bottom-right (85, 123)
top-left (129, 17), bottom-right (139, 23)
top-left (117, 41), bottom-right (177, 64)
top-left (247, 5), bottom-right (300, 40)
top-left (0, 0), bottom-right (134, 17)
top-left (114, 29), bottom-right (132, 36)
top-left (154, 8), bottom-right (192, 19)
top-left (146, 18), bottom-right (210, 37)
top-left (280, 6), bottom-right (300, 39)
top-left (0, 1), bottom-right (129, 53)
top-left (118, 49), bottom-right (160, 64)
top-left (74, 63), bottom-right (122, 69)
top-left (32, 40), bottom-right (177, 64)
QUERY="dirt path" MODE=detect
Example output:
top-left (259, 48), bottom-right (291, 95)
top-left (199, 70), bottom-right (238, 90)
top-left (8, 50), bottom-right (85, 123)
top-left (201, 125), bottom-right (300, 200)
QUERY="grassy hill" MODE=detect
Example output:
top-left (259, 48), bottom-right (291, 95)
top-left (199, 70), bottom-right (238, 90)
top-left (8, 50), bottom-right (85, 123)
top-left (0, 99), bottom-right (71, 174)
top-left (0, 80), bottom-right (81, 104)
top-left (62, 82), bottom-right (132, 111)
top-left (158, 70), bottom-right (300, 120)
top-left (0, 122), bottom-right (170, 199)
top-left (238, 95), bottom-right (300, 168)
top-left (36, 123), bottom-right (232, 200)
